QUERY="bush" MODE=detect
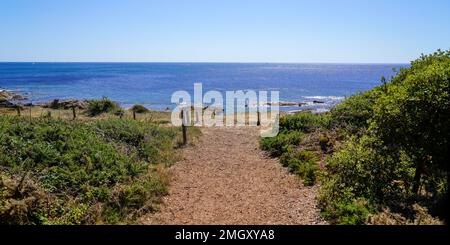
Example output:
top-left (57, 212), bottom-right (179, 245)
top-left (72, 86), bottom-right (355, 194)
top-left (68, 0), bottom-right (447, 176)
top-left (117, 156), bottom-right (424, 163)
top-left (322, 197), bottom-right (371, 225)
top-left (94, 119), bottom-right (178, 164)
top-left (329, 90), bottom-right (379, 134)
top-left (280, 112), bottom-right (329, 133)
top-left (0, 116), bottom-right (178, 224)
top-left (318, 135), bottom-right (413, 221)
top-left (260, 131), bottom-right (303, 157)
top-left (131, 104), bottom-right (149, 114)
top-left (319, 50), bottom-right (449, 224)
top-left (260, 113), bottom-right (324, 186)
top-left (280, 150), bottom-right (318, 186)
top-left (86, 97), bottom-right (119, 116)
top-left (371, 50), bottom-right (450, 195)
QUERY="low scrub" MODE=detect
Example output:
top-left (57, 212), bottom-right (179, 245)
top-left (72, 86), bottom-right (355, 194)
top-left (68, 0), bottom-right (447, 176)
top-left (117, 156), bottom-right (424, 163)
top-left (131, 104), bottom-right (149, 114)
top-left (279, 112), bottom-right (330, 133)
top-left (260, 131), bottom-right (303, 157)
top-left (281, 150), bottom-right (318, 186)
top-left (261, 112), bottom-right (323, 185)
top-left (0, 116), bottom-right (180, 224)
top-left (86, 97), bottom-right (119, 117)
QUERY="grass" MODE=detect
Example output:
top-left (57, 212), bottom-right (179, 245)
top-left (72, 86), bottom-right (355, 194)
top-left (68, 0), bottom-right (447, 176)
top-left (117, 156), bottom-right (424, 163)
top-left (0, 105), bottom-right (172, 124)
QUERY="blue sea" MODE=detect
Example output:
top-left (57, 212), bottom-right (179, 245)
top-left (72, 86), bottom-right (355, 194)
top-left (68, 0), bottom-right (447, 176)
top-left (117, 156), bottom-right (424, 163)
top-left (0, 63), bottom-right (406, 112)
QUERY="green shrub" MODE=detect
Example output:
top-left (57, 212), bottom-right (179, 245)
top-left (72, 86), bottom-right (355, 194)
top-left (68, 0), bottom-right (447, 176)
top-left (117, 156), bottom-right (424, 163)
top-left (318, 134), bottom-right (416, 224)
top-left (0, 116), bottom-right (178, 224)
top-left (281, 150), bottom-right (318, 186)
top-left (371, 50), bottom-right (450, 196)
top-left (131, 104), bottom-right (149, 114)
top-left (86, 97), bottom-right (119, 116)
top-left (261, 113), bottom-right (325, 186)
top-left (260, 131), bottom-right (303, 157)
top-left (329, 90), bottom-right (379, 134)
top-left (319, 50), bottom-right (449, 224)
top-left (94, 119), bottom-right (178, 164)
top-left (280, 112), bottom-right (329, 133)
top-left (322, 136), bottom-right (413, 202)
top-left (321, 197), bottom-right (371, 225)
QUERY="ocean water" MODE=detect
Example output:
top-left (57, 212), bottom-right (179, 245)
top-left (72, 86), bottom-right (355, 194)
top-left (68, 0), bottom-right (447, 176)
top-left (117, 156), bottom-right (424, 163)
top-left (0, 63), bottom-right (406, 112)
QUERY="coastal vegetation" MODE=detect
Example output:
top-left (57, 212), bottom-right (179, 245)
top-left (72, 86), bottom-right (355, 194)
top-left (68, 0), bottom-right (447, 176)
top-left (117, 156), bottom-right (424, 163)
top-left (0, 102), bottom-right (199, 224)
top-left (86, 97), bottom-right (120, 117)
top-left (1, 50), bottom-right (448, 225)
top-left (131, 104), bottom-right (150, 114)
top-left (261, 50), bottom-right (449, 224)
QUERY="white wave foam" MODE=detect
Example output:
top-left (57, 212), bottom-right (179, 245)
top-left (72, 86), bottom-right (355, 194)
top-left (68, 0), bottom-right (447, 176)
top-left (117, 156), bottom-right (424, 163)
top-left (303, 96), bottom-right (345, 101)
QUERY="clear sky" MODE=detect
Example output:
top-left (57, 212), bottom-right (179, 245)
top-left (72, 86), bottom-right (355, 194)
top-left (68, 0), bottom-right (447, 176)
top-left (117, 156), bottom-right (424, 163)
top-left (1, 0), bottom-right (449, 63)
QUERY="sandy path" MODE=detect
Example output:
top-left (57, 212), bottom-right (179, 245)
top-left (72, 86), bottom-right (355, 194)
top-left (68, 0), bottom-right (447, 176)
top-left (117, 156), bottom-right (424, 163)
top-left (143, 127), bottom-right (325, 225)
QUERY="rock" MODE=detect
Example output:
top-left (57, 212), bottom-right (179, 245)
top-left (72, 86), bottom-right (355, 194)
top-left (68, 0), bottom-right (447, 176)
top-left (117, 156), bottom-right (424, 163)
top-left (265, 102), bottom-right (302, 107)
top-left (0, 90), bottom-right (14, 100)
top-left (0, 89), bottom-right (29, 107)
top-left (12, 94), bottom-right (28, 100)
top-left (42, 99), bottom-right (88, 110)
top-left (0, 100), bottom-right (15, 108)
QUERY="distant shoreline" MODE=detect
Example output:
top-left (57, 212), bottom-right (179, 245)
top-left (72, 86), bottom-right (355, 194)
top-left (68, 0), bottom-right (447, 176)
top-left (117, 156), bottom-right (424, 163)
top-left (1, 87), bottom-right (342, 114)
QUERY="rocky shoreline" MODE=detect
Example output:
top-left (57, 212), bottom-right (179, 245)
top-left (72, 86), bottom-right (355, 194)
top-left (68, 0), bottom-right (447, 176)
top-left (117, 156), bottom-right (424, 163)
top-left (1, 88), bottom-right (330, 113)
top-left (0, 89), bottom-right (29, 108)
top-left (0, 89), bottom-right (88, 110)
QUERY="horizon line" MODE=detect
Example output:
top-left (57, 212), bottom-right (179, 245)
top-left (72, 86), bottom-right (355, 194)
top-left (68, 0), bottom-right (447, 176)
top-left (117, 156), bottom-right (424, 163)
top-left (0, 61), bottom-right (410, 65)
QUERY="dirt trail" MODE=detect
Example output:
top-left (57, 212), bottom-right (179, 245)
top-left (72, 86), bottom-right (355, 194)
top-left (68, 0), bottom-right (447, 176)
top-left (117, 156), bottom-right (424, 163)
top-left (143, 127), bottom-right (325, 225)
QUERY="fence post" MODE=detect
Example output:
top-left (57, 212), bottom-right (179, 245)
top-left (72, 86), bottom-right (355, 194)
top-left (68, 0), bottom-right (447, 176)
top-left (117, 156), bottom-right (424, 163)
top-left (181, 108), bottom-right (187, 146)
top-left (133, 110), bottom-right (136, 120)
top-left (16, 106), bottom-right (21, 116)
top-left (257, 110), bottom-right (261, 126)
top-left (72, 106), bottom-right (77, 120)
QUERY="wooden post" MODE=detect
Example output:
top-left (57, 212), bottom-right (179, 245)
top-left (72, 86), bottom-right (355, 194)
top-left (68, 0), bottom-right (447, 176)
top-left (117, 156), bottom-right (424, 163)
top-left (133, 110), bottom-right (136, 120)
top-left (72, 106), bottom-right (77, 120)
top-left (16, 106), bottom-right (21, 116)
top-left (257, 111), bottom-right (261, 126)
top-left (181, 109), bottom-right (187, 146)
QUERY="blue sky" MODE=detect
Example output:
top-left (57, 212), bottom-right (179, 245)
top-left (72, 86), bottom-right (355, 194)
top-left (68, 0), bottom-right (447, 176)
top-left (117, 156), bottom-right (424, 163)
top-left (1, 0), bottom-right (449, 63)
